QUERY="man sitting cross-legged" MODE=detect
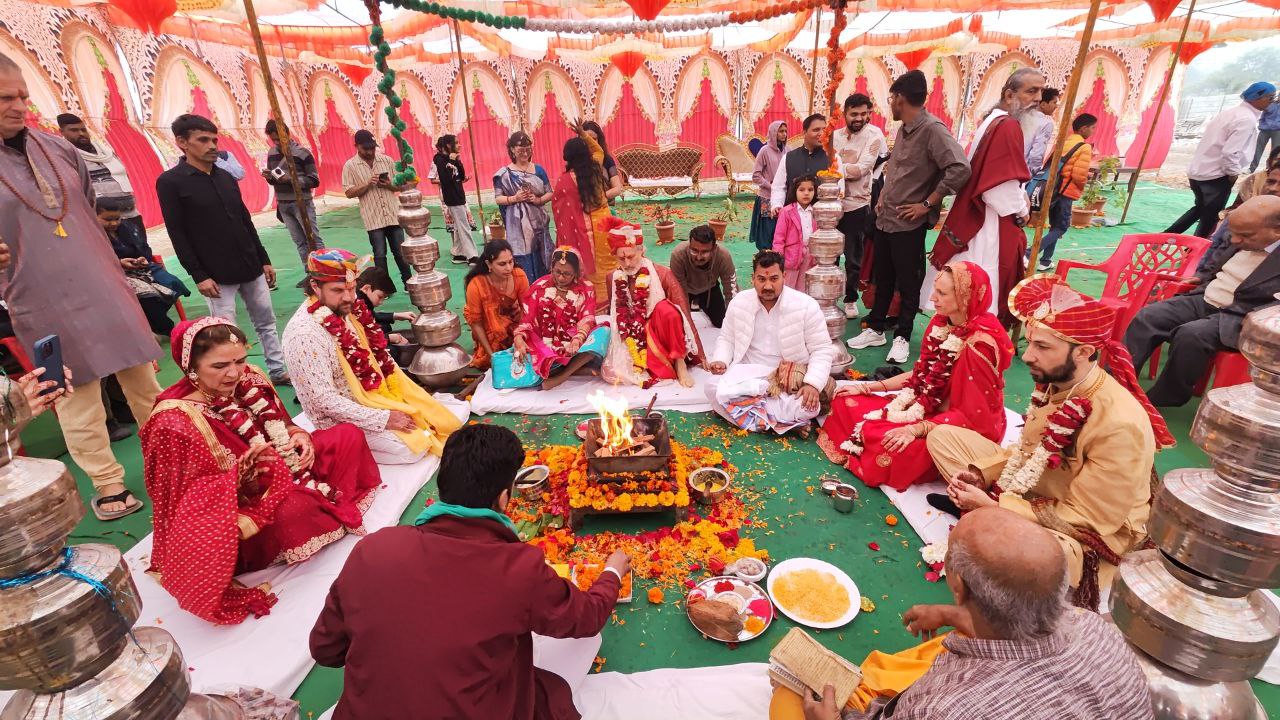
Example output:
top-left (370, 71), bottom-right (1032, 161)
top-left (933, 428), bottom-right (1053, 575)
top-left (283, 249), bottom-right (462, 464)
top-left (772, 507), bottom-right (1152, 720)
top-left (601, 217), bottom-right (705, 388)
top-left (926, 275), bottom-right (1175, 608)
top-left (1125, 194), bottom-right (1280, 407)
top-left (706, 250), bottom-right (835, 435)
top-left (311, 423), bottom-right (630, 720)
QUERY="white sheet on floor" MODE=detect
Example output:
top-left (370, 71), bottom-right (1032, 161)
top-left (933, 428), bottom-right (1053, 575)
top-left (877, 408), bottom-right (1025, 548)
top-left (577, 663), bottom-right (774, 719)
top-left (470, 313), bottom-right (722, 416)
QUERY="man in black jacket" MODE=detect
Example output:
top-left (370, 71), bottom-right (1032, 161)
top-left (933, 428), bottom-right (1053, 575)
top-left (262, 119), bottom-right (323, 262)
top-left (1126, 195), bottom-right (1280, 406)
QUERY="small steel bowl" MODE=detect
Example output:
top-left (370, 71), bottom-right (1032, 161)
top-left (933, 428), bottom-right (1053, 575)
top-left (821, 479), bottom-right (841, 496)
top-left (833, 483), bottom-right (858, 513)
top-left (515, 465), bottom-right (550, 499)
top-left (729, 556), bottom-right (768, 583)
top-left (689, 467), bottom-right (731, 506)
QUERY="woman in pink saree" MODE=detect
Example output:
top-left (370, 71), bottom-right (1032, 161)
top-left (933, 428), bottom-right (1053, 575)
top-left (512, 247), bottom-right (610, 390)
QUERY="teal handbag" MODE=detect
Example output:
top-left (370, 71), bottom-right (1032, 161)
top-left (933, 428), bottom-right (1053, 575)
top-left (491, 348), bottom-right (542, 389)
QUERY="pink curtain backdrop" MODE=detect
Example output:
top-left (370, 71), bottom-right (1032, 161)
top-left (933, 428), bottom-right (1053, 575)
top-left (1077, 75), bottom-right (1119, 157)
top-left (854, 75), bottom-right (888, 132)
top-left (382, 96), bottom-right (434, 187)
top-left (601, 80), bottom-right (657, 149)
top-left (531, 89), bottom-right (574, 181)
top-left (315, 97), bottom-right (355, 193)
top-left (753, 80), bottom-right (804, 139)
top-left (191, 87), bottom-right (270, 213)
top-left (680, 75), bottom-right (731, 180)
top-left (101, 67), bottom-right (165, 226)
top-left (1123, 83), bottom-right (1173, 170)
top-left (455, 87), bottom-right (514, 193)
top-left (926, 73), bottom-right (953, 130)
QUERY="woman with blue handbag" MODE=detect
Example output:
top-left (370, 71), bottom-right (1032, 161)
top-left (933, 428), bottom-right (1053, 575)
top-left (503, 246), bottom-right (610, 391)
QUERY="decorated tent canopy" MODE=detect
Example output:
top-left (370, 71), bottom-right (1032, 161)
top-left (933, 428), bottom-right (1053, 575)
top-left (4, 0), bottom-right (1274, 226)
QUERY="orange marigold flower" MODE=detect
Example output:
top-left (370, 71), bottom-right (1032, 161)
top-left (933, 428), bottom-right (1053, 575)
top-left (647, 587), bottom-right (664, 604)
top-left (885, 514), bottom-right (899, 526)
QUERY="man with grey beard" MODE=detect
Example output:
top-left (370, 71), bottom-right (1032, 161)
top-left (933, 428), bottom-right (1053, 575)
top-left (926, 67), bottom-right (1041, 327)
top-left (793, 508), bottom-right (1153, 720)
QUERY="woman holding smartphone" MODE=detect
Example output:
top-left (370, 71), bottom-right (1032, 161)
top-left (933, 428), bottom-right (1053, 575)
top-left (494, 131), bottom-right (553, 281)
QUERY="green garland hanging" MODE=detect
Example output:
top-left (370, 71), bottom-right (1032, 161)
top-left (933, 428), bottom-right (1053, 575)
top-left (383, 0), bottom-right (526, 29)
top-left (366, 18), bottom-right (417, 186)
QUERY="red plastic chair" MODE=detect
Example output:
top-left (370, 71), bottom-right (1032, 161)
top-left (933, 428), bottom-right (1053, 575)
top-left (0, 337), bottom-right (32, 373)
top-left (152, 255), bottom-right (187, 321)
top-left (1054, 233), bottom-right (1209, 342)
top-left (1192, 351), bottom-right (1252, 396)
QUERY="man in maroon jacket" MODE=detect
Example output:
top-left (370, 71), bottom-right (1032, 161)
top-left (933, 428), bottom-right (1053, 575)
top-left (310, 424), bottom-right (630, 719)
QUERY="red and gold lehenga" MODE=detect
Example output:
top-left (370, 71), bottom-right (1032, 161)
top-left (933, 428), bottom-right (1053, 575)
top-left (141, 318), bottom-right (381, 625)
top-left (818, 262), bottom-right (1014, 491)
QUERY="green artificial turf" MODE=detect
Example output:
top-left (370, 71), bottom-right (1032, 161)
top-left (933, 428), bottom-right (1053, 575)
top-left (22, 182), bottom-right (1278, 716)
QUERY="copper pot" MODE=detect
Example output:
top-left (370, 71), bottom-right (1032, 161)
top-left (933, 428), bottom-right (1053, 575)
top-left (1190, 384), bottom-right (1280, 490)
top-left (1239, 305), bottom-right (1280, 395)
top-left (1130, 644), bottom-right (1266, 720)
top-left (397, 188), bottom-right (433, 238)
top-left (406, 270), bottom-right (452, 309)
top-left (413, 309), bottom-right (463, 347)
top-left (806, 229), bottom-right (844, 266)
top-left (0, 457), bottom-right (84, 577)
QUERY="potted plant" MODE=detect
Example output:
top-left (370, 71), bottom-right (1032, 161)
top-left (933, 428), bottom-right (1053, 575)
top-left (487, 213), bottom-right (505, 241)
top-left (1092, 157), bottom-right (1120, 213)
top-left (1073, 183), bottom-right (1103, 228)
top-left (708, 197), bottom-right (739, 242)
top-left (651, 205), bottom-right (677, 245)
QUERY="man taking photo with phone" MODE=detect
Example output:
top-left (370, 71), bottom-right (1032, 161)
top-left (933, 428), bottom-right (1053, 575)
top-left (343, 129), bottom-right (412, 288)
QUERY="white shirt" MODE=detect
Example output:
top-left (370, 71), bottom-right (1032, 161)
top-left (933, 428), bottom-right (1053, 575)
top-left (741, 303), bottom-right (782, 367)
top-left (832, 124), bottom-right (888, 212)
top-left (1188, 102), bottom-right (1263, 181)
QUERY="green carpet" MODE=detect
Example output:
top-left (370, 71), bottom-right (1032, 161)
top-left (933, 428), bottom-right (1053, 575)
top-left (23, 183), bottom-right (1277, 716)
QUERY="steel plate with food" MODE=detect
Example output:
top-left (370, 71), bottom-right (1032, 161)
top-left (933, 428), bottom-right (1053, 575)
top-left (685, 575), bottom-right (774, 643)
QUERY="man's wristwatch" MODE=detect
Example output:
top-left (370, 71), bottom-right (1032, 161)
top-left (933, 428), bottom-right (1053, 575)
top-left (921, 199), bottom-right (933, 209)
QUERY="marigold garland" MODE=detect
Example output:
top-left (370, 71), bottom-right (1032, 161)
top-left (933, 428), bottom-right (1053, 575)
top-left (510, 443), bottom-right (769, 591)
top-left (820, 0), bottom-right (850, 157)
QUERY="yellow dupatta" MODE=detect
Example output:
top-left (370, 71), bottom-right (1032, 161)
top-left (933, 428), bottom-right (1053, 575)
top-left (334, 318), bottom-right (462, 456)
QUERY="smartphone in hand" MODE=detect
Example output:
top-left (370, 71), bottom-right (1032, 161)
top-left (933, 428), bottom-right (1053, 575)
top-left (32, 335), bottom-right (65, 396)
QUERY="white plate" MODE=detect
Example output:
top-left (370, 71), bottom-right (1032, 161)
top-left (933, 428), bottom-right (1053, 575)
top-left (767, 557), bottom-right (861, 629)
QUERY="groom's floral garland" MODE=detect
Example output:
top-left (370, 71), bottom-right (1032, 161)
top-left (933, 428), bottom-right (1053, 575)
top-left (209, 383), bottom-right (331, 498)
top-left (839, 324), bottom-right (964, 456)
top-left (615, 267), bottom-right (651, 373)
top-left (996, 386), bottom-right (1093, 495)
top-left (309, 299), bottom-right (397, 391)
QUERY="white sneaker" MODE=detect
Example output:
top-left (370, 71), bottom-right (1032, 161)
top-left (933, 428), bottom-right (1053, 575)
top-left (847, 328), bottom-right (886, 349)
top-left (886, 336), bottom-right (910, 364)
top-left (844, 302), bottom-right (859, 319)
top-left (1036, 261), bottom-right (1053, 272)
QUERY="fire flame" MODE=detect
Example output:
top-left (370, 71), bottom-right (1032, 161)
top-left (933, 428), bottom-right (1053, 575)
top-left (587, 390), bottom-right (634, 452)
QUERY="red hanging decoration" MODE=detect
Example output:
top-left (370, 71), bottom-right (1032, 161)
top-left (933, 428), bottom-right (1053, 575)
top-left (1176, 41), bottom-right (1214, 64)
top-left (339, 64), bottom-right (373, 87)
top-left (894, 49), bottom-right (933, 71)
top-left (623, 0), bottom-right (672, 20)
top-left (610, 51), bottom-right (647, 79)
top-left (1145, 0), bottom-right (1180, 21)
top-left (108, 0), bottom-right (177, 33)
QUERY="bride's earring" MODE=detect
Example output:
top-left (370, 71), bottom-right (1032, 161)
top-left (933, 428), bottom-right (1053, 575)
top-left (187, 371), bottom-right (200, 384)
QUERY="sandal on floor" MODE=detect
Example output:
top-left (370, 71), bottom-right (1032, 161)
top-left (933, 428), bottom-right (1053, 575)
top-left (92, 489), bottom-right (145, 521)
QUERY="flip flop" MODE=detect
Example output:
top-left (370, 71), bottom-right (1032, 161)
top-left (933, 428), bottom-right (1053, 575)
top-left (92, 489), bottom-right (144, 521)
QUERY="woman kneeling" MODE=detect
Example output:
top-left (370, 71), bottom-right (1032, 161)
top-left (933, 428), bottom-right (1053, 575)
top-left (141, 317), bottom-right (381, 624)
top-left (510, 246), bottom-right (609, 391)
top-left (818, 262), bottom-right (1013, 491)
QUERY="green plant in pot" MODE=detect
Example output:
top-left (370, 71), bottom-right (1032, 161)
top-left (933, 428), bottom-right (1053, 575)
top-left (708, 197), bottom-right (739, 242)
top-left (1072, 182), bottom-right (1103, 228)
top-left (651, 204), bottom-right (676, 245)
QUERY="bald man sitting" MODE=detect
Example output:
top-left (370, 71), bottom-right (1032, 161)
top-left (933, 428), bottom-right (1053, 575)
top-left (1126, 194), bottom-right (1280, 407)
top-left (778, 508), bottom-right (1152, 720)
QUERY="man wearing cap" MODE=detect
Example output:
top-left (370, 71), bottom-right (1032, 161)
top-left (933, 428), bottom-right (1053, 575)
top-left (601, 218), bottom-right (705, 388)
top-left (1127, 195), bottom-right (1280, 407)
top-left (1167, 80), bottom-right (1276, 238)
top-left (926, 275), bottom-right (1175, 608)
top-left (283, 249), bottom-right (463, 464)
top-left (343, 130), bottom-right (412, 288)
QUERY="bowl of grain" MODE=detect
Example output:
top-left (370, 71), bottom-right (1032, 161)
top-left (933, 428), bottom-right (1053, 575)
top-left (689, 467), bottom-right (731, 505)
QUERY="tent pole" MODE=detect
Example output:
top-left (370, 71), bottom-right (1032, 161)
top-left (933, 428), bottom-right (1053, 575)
top-left (809, 7), bottom-right (822, 114)
top-left (243, 0), bottom-right (316, 250)
top-left (453, 18), bottom-right (488, 228)
top-left (1119, 0), bottom-right (1198, 225)
top-left (1015, 0), bottom-right (1102, 344)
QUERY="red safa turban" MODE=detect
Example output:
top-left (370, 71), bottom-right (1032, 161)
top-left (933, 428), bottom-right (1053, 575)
top-left (1010, 274), bottom-right (1175, 449)
top-left (604, 216), bottom-right (645, 252)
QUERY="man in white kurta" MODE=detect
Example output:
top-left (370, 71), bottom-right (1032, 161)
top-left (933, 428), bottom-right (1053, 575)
top-left (705, 251), bottom-right (834, 434)
top-left (924, 68), bottom-right (1042, 323)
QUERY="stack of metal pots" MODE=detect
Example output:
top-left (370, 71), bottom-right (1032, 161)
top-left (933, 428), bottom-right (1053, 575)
top-left (397, 187), bottom-right (472, 389)
top-left (804, 178), bottom-right (853, 377)
top-left (1108, 305), bottom-right (1280, 719)
top-left (0, 453), bottom-right (214, 717)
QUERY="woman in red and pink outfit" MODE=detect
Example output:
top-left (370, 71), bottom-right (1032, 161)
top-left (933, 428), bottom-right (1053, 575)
top-left (817, 262), bottom-right (1013, 491)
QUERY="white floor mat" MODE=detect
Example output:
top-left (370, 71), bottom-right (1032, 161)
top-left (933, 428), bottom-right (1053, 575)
top-left (577, 663), bottom-right (773, 719)
top-left (470, 314), bottom-right (722, 416)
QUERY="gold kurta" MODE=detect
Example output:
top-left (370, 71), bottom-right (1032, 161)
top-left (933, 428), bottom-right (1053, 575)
top-left (929, 365), bottom-right (1155, 587)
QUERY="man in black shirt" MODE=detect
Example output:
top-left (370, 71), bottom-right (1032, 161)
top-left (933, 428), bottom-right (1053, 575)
top-left (769, 113), bottom-right (830, 217)
top-left (431, 134), bottom-right (479, 264)
top-left (156, 113), bottom-right (290, 384)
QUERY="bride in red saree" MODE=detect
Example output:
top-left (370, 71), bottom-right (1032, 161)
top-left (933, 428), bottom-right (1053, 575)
top-left (140, 317), bottom-right (381, 624)
top-left (818, 261), bottom-right (1014, 491)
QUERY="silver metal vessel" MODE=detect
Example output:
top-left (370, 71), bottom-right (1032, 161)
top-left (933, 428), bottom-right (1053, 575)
top-left (0, 457), bottom-right (84, 577)
top-left (804, 179), bottom-right (852, 377)
top-left (397, 187), bottom-right (471, 388)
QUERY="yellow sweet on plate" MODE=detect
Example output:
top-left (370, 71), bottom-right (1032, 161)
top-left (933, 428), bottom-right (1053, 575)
top-left (772, 569), bottom-right (851, 623)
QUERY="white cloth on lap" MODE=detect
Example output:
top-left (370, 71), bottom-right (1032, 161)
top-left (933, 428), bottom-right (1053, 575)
top-left (712, 363), bottom-right (774, 404)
